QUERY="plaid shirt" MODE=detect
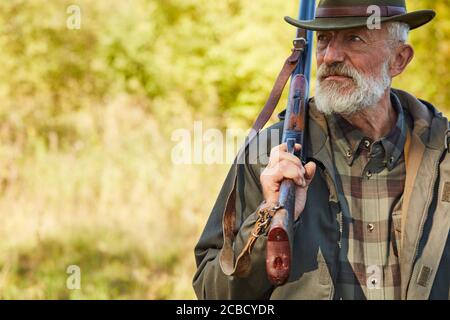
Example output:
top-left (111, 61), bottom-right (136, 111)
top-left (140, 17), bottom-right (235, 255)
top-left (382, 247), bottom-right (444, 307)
top-left (326, 93), bottom-right (411, 300)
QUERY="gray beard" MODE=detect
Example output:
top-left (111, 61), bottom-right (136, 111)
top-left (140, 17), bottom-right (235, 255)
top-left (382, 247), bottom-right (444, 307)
top-left (314, 62), bottom-right (391, 115)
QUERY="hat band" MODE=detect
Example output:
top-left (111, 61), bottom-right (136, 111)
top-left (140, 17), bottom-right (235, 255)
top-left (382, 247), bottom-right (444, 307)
top-left (316, 5), bottom-right (406, 18)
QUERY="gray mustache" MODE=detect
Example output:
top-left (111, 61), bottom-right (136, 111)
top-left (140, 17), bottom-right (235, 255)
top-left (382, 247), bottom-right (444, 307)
top-left (317, 63), bottom-right (358, 81)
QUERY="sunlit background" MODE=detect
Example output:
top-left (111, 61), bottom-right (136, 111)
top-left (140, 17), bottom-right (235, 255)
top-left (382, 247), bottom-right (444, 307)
top-left (0, 0), bottom-right (448, 299)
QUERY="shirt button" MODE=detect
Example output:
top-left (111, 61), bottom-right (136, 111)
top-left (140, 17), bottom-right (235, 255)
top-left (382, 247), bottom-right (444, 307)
top-left (346, 150), bottom-right (352, 158)
top-left (366, 170), bottom-right (372, 178)
top-left (363, 139), bottom-right (371, 148)
top-left (367, 223), bottom-right (375, 232)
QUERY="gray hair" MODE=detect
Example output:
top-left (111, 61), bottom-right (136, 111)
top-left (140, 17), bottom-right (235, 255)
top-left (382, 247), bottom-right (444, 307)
top-left (387, 22), bottom-right (410, 43)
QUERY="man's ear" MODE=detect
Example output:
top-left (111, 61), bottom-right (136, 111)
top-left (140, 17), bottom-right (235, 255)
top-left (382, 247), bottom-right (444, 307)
top-left (390, 44), bottom-right (414, 78)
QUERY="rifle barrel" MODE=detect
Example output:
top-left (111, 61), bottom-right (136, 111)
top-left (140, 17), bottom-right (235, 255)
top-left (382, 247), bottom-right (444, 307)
top-left (265, 0), bottom-right (316, 286)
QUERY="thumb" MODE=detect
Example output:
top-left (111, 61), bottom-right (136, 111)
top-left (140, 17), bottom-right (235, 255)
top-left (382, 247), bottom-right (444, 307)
top-left (304, 161), bottom-right (316, 185)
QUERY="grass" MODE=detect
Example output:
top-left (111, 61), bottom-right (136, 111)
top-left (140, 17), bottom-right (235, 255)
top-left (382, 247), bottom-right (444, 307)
top-left (0, 95), bottom-right (228, 299)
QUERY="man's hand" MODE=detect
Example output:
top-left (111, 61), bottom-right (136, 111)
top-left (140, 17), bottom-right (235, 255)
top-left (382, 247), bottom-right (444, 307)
top-left (260, 143), bottom-right (316, 221)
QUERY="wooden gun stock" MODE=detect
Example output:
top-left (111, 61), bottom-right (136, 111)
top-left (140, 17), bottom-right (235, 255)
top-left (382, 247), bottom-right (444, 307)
top-left (266, 74), bottom-right (308, 286)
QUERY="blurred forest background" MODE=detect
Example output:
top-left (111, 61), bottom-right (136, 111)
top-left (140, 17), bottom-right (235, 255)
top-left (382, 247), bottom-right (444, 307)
top-left (0, 0), bottom-right (448, 299)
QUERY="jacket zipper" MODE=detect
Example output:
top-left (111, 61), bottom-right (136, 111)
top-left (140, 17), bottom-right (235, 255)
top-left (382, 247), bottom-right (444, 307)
top-left (406, 149), bottom-right (445, 296)
top-left (337, 210), bottom-right (343, 249)
top-left (323, 169), bottom-right (343, 247)
top-left (322, 169), bottom-right (341, 299)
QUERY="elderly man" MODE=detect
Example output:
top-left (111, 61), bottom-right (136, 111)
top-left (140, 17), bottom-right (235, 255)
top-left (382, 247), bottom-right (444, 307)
top-left (193, 0), bottom-right (450, 300)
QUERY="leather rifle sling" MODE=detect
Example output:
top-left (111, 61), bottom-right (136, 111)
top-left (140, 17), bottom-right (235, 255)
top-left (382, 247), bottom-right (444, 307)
top-left (219, 40), bottom-right (305, 277)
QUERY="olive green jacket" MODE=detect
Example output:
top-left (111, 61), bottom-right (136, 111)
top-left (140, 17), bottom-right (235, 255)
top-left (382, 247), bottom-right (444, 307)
top-left (193, 89), bottom-right (450, 300)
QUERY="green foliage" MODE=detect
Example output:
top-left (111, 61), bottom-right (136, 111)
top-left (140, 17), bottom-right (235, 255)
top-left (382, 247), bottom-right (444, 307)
top-left (0, 0), bottom-right (447, 299)
top-left (394, 0), bottom-right (450, 108)
top-left (1, 0), bottom-right (446, 147)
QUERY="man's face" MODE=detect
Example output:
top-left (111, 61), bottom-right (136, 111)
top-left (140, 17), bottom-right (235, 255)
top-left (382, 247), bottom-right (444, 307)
top-left (314, 25), bottom-right (395, 115)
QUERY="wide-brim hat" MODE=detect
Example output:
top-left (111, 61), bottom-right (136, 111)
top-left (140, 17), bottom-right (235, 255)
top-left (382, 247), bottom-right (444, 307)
top-left (285, 0), bottom-right (436, 31)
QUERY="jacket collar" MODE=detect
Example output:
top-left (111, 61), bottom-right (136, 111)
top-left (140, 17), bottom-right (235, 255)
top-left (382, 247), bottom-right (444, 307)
top-left (393, 89), bottom-right (449, 151)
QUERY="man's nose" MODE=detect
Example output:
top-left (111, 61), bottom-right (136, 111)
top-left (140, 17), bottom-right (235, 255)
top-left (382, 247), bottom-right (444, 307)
top-left (322, 40), bottom-right (346, 65)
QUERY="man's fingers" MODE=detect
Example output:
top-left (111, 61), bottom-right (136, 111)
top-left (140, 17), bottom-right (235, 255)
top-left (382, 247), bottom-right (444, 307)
top-left (270, 143), bottom-right (302, 156)
top-left (269, 143), bottom-right (302, 167)
top-left (271, 151), bottom-right (302, 167)
top-left (304, 161), bottom-right (317, 183)
top-left (262, 160), bottom-right (305, 186)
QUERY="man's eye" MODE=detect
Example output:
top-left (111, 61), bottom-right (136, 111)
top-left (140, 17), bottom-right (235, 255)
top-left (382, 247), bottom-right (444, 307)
top-left (317, 34), bottom-right (329, 42)
top-left (349, 35), bottom-right (363, 42)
